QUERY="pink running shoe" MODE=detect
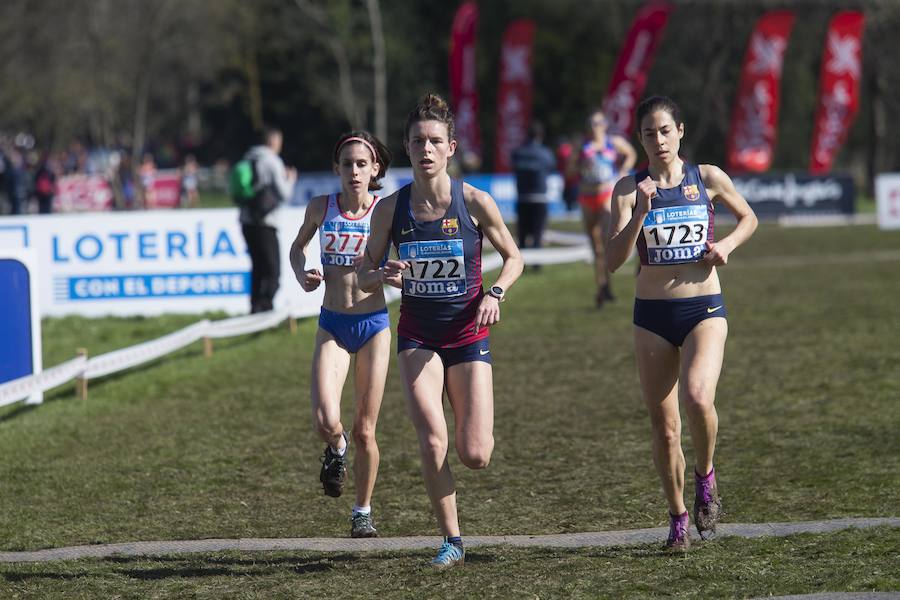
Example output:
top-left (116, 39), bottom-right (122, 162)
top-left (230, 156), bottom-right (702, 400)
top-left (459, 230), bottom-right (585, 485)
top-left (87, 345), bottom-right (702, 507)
top-left (694, 468), bottom-right (724, 539)
top-left (665, 511), bottom-right (690, 551)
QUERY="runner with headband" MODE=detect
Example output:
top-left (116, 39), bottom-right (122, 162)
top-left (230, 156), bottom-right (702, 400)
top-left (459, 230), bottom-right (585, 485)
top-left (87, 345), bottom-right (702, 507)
top-left (289, 130), bottom-right (392, 538)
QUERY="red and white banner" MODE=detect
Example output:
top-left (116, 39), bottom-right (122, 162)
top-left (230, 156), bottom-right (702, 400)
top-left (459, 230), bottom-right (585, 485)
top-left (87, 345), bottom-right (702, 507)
top-left (144, 170), bottom-right (183, 209)
top-left (449, 1), bottom-right (482, 165)
top-left (727, 11), bottom-right (796, 173)
top-left (54, 175), bottom-right (114, 213)
top-left (494, 19), bottom-right (536, 173)
top-left (602, 1), bottom-right (672, 136)
top-left (809, 11), bottom-right (864, 175)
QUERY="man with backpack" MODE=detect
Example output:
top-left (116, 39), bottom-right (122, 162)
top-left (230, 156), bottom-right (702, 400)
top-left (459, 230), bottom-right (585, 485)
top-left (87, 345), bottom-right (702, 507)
top-left (235, 126), bottom-right (297, 313)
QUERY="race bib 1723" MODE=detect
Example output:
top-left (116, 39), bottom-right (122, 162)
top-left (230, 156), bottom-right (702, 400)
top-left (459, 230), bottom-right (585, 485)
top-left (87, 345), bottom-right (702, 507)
top-left (398, 239), bottom-right (466, 298)
top-left (642, 205), bottom-right (709, 265)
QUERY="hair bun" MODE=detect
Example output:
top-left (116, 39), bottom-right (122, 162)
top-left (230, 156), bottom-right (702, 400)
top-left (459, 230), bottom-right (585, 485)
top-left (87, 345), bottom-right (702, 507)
top-left (422, 93), bottom-right (449, 113)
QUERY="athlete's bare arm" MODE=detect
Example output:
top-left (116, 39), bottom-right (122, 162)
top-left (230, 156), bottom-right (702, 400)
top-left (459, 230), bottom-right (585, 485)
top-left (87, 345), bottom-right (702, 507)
top-left (465, 183), bottom-right (523, 331)
top-left (465, 183), bottom-right (523, 291)
top-left (290, 194), bottom-right (327, 291)
top-left (357, 193), bottom-right (404, 292)
top-left (611, 134), bottom-right (638, 176)
top-left (699, 164), bottom-right (758, 266)
top-left (606, 175), bottom-right (646, 272)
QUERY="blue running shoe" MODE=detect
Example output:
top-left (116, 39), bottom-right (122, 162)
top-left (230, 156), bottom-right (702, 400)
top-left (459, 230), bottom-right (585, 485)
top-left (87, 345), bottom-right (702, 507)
top-left (430, 542), bottom-right (465, 570)
top-left (350, 512), bottom-right (378, 538)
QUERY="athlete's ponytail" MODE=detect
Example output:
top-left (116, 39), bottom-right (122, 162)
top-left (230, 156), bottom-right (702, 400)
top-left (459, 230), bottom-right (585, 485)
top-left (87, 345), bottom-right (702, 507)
top-left (403, 93), bottom-right (456, 142)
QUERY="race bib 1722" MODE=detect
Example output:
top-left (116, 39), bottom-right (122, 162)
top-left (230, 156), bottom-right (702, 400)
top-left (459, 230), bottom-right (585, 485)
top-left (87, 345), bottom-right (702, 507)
top-left (398, 239), bottom-right (466, 298)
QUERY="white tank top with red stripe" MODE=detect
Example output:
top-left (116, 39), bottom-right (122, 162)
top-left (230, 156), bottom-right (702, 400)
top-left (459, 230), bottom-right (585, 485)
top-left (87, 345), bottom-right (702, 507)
top-left (319, 193), bottom-right (379, 267)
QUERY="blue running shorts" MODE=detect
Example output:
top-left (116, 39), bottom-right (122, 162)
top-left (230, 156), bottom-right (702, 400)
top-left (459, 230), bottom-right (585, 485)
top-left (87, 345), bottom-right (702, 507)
top-left (633, 294), bottom-right (727, 347)
top-left (318, 307), bottom-right (390, 354)
top-left (397, 336), bottom-right (492, 367)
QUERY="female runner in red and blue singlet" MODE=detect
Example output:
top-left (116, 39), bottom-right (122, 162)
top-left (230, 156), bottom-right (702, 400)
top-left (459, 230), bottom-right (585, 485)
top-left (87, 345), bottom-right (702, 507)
top-left (359, 93), bottom-right (523, 570)
top-left (289, 130), bottom-right (392, 539)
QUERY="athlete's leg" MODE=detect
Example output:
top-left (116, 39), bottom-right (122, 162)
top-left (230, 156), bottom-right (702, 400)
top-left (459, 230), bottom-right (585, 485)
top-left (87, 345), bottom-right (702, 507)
top-left (445, 361), bottom-right (494, 469)
top-left (515, 201), bottom-right (531, 249)
top-left (634, 326), bottom-right (685, 515)
top-left (582, 203), bottom-right (608, 293)
top-left (597, 202), bottom-right (614, 298)
top-left (399, 348), bottom-right (459, 537)
top-left (350, 328), bottom-right (391, 508)
top-left (532, 203), bottom-right (548, 249)
top-left (311, 328), bottom-right (351, 450)
top-left (679, 318), bottom-right (728, 477)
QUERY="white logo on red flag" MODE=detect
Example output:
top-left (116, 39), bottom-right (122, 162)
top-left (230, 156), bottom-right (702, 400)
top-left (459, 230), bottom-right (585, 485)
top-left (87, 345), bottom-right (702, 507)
top-left (809, 11), bottom-right (864, 174)
top-left (502, 45), bottom-right (531, 83)
top-left (601, 2), bottom-right (672, 136)
top-left (825, 33), bottom-right (860, 77)
top-left (727, 10), bottom-right (795, 173)
top-left (494, 20), bottom-right (536, 173)
top-left (748, 35), bottom-right (788, 76)
top-left (449, 2), bottom-right (482, 161)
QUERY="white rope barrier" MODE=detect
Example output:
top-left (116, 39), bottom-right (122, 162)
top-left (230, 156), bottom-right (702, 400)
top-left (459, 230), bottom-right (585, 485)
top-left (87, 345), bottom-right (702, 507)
top-left (0, 236), bottom-right (592, 408)
top-left (84, 320), bottom-right (211, 379)
top-left (521, 246), bottom-right (593, 265)
top-left (206, 309), bottom-right (292, 339)
top-left (0, 355), bottom-right (88, 408)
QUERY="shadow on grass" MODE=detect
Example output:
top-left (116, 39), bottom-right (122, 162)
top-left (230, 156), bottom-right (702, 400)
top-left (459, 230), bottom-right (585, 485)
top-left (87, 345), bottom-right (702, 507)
top-left (0, 553), bottom-right (366, 582)
top-left (460, 551), bottom-right (498, 565)
top-left (2, 571), bottom-right (84, 581)
top-left (0, 402), bottom-right (40, 424)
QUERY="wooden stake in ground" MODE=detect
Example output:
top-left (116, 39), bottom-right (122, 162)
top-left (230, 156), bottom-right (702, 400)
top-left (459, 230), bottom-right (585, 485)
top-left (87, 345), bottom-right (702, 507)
top-left (75, 348), bottom-right (88, 401)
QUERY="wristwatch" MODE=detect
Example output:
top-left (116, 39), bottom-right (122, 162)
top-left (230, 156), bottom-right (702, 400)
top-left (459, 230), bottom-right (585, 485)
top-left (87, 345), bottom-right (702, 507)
top-left (487, 285), bottom-right (505, 302)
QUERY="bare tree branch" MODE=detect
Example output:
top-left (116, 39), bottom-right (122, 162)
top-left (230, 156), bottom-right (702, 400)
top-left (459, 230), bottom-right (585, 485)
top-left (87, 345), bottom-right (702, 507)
top-left (365, 0), bottom-right (387, 141)
top-left (293, 0), bottom-right (363, 128)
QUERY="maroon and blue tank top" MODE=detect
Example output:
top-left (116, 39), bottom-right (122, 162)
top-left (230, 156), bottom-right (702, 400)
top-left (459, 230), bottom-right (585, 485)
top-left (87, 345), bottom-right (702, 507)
top-left (391, 179), bottom-right (486, 348)
top-left (635, 163), bottom-right (716, 266)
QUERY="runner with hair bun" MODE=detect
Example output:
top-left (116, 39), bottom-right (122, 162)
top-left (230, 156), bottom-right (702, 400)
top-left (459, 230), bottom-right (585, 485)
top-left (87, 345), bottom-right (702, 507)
top-left (359, 93), bottom-right (523, 569)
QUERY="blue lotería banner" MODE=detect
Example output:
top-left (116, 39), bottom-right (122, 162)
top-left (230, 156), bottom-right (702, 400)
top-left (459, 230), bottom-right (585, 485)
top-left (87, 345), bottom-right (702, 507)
top-left (0, 249), bottom-right (43, 403)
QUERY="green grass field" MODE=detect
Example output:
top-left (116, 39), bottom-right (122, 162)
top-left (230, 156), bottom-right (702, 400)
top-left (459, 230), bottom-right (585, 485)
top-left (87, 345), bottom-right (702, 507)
top-left (0, 223), bottom-right (898, 599)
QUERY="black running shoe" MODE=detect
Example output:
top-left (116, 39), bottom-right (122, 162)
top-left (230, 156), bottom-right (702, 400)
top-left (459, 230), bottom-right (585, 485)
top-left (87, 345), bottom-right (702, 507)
top-left (319, 433), bottom-right (348, 497)
top-left (602, 283), bottom-right (615, 302)
top-left (350, 512), bottom-right (378, 538)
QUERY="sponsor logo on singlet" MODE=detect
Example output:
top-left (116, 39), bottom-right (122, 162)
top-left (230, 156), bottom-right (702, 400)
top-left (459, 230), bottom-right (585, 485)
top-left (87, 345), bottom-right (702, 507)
top-left (441, 218), bottom-right (459, 236)
top-left (683, 184), bottom-right (700, 201)
top-left (399, 239), bottom-right (466, 298)
top-left (641, 204), bottom-right (709, 265)
top-left (321, 220), bottom-right (369, 267)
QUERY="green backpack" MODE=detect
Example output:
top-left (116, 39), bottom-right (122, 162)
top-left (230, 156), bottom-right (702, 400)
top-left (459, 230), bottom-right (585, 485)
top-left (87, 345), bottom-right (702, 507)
top-left (229, 158), bottom-right (257, 206)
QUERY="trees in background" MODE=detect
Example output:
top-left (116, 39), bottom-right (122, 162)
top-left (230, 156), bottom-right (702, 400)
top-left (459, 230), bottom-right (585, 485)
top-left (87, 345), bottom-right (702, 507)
top-left (1, 0), bottom-right (899, 192)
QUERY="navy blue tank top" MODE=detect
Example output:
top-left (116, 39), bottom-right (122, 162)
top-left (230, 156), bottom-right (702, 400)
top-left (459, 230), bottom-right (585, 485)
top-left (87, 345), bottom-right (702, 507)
top-left (390, 179), bottom-right (486, 347)
top-left (634, 163), bottom-right (716, 266)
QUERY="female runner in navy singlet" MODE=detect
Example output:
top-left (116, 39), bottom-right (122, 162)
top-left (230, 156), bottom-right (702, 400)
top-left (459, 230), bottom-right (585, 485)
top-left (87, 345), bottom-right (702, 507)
top-left (359, 94), bottom-right (523, 569)
top-left (606, 96), bottom-right (757, 550)
top-left (289, 131), bottom-right (392, 539)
